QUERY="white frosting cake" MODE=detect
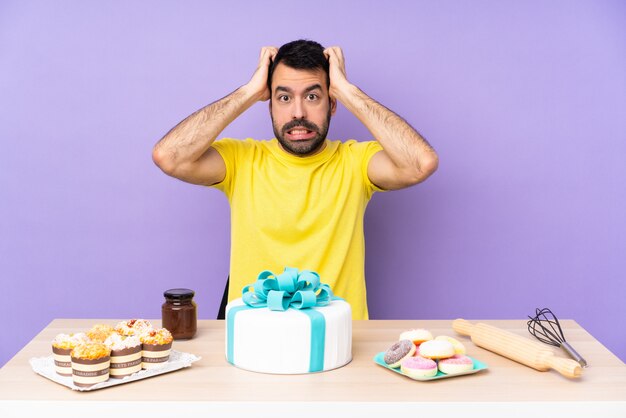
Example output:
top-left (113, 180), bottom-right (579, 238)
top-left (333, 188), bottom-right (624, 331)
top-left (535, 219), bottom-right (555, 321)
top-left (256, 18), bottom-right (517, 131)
top-left (225, 297), bottom-right (352, 374)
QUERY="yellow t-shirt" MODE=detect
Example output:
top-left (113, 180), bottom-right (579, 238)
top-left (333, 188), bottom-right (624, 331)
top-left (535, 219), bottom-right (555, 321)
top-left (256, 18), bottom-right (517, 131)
top-left (210, 138), bottom-right (383, 320)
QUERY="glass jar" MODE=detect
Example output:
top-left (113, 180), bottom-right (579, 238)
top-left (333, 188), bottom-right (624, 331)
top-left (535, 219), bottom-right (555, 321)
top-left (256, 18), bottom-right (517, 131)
top-left (162, 288), bottom-right (197, 340)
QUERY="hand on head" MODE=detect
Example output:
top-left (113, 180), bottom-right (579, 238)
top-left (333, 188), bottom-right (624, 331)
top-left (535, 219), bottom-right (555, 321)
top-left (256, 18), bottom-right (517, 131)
top-left (247, 46), bottom-right (278, 102)
top-left (323, 46), bottom-right (350, 99)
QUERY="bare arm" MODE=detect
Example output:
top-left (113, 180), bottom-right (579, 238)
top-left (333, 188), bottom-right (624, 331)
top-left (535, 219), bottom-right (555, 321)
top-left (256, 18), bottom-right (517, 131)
top-left (152, 47), bottom-right (277, 186)
top-left (324, 47), bottom-right (438, 190)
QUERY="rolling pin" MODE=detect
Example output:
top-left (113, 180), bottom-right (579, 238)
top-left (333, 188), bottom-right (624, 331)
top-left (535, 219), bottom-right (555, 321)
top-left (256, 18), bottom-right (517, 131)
top-left (453, 319), bottom-right (582, 378)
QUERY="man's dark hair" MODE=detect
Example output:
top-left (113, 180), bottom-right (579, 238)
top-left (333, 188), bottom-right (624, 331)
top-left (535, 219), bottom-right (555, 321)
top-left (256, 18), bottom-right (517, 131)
top-left (267, 39), bottom-right (330, 92)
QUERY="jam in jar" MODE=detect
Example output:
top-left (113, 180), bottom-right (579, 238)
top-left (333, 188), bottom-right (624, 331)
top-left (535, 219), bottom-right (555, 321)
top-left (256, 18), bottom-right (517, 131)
top-left (162, 288), bottom-right (197, 340)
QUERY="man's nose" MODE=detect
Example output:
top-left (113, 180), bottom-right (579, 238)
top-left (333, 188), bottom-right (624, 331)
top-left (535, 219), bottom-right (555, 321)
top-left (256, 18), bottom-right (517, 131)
top-left (292, 98), bottom-right (306, 119)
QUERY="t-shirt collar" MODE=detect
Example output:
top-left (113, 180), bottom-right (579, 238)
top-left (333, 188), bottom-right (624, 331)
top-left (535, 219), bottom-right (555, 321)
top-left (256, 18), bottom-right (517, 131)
top-left (269, 138), bottom-right (336, 165)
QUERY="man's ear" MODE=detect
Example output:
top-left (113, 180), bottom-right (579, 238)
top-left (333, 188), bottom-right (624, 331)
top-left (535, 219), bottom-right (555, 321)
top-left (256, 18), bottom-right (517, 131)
top-left (330, 97), bottom-right (337, 116)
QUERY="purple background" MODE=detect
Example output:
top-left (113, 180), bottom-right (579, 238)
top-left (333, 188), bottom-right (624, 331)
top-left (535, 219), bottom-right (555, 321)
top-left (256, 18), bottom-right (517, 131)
top-left (1, 1), bottom-right (625, 367)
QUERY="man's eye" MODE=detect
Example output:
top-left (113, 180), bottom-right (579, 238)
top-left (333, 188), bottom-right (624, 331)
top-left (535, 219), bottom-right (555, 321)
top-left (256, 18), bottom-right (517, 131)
top-left (306, 94), bottom-right (318, 101)
top-left (278, 95), bottom-right (290, 102)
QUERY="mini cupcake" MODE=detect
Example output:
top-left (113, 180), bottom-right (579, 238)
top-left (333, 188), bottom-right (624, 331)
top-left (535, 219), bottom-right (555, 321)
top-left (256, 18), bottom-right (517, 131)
top-left (51, 333), bottom-right (90, 376)
top-left (87, 324), bottom-right (116, 343)
top-left (71, 342), bottom-right (111, 387)
top-left (115, 319), bottom-right (153, 337)
top-left (140, 328), bottom-right (173, 370)
top-left (104, 334), bottom-right (142, 378)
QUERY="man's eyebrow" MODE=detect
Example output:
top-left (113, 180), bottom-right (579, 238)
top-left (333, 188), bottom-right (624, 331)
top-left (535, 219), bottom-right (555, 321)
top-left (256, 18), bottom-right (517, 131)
top-left (275, 86), bottom-right (292, 93)
top-left (305, 84), bottom-right (322, 93)
top-left (274, 84), bottom-right (322, 94)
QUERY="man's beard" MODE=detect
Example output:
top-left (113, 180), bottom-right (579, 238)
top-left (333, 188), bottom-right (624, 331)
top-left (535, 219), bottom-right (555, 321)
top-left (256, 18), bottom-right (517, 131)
top-left (272, 109), bottom-right (331, 156)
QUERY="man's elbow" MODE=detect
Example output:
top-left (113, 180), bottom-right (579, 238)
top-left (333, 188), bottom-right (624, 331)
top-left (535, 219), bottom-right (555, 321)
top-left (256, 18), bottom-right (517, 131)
top-left (410, 152), bottom-right (439, 185)
top-left (422, 152), bottom-right (439, 178)
top-left (152, 146), bottom-right (177, 176)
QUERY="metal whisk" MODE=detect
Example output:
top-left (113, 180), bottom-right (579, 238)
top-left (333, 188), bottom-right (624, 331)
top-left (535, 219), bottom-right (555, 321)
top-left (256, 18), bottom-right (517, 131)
top-left (527, 307), bottom-right (588, 368)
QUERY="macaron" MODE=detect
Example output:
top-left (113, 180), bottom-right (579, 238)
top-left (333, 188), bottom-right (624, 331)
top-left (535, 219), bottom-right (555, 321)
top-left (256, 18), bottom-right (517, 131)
top-left (401, 356), bottom-right (438, 378)
top-left (435, 335), bottom-right (466, 355)
top-left (399, 328), bottom-right (433, 345)
top-left (418, 339), bottom-right (455, 360)
top-left (438, 354), bottom-right (474, 374)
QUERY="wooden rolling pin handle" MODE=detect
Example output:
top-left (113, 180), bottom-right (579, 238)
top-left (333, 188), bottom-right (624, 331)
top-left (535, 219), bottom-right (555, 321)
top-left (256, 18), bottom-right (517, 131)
top-left (544, 354), bottom-right (582, 378)
top-left (452, 318), bottom-right (474, 336)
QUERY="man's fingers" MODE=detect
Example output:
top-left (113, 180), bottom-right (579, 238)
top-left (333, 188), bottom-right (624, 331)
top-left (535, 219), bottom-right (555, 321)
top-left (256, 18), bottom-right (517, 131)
top-left (324, 46), bottom-right (346, 72)
top-left (324, 46), bottom-right (343, 59)
top-left (259, 46), bottom-right (278, 65)
top-left (264, 46), bottom-right (278, 56)
top-left (268, 47), bottom-right (278, 62)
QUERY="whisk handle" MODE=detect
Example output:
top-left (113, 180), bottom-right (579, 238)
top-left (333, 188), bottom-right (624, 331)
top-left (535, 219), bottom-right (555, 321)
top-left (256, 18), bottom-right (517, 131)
top-left (562, 341), bottom-right (588, 368)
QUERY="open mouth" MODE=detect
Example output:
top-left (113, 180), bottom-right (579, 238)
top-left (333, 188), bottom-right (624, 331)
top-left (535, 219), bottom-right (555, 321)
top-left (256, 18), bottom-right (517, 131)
top-left (285, 127), bottom-right (317, 141)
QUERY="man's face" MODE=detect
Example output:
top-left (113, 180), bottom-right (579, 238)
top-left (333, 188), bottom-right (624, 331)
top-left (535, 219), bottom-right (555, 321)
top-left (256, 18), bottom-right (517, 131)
top-left (269, 63), bottom-right (336, 156)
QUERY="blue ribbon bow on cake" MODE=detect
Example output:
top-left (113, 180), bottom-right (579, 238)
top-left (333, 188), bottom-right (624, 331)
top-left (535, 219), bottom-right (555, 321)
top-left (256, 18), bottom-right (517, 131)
top-left (242, 267), bottom-right (334, 311)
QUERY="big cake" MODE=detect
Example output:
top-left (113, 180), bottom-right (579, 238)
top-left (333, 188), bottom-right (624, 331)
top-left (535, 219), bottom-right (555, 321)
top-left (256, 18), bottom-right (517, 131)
top-left (225, 268), bottom-right (352, 374)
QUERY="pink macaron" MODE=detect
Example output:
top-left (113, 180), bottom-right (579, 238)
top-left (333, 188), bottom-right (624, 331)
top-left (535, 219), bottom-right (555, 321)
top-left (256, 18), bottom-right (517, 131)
top-left (401, 356), bottom-right (438, 378)
top-left (438, 354), bottom-right (474, 375)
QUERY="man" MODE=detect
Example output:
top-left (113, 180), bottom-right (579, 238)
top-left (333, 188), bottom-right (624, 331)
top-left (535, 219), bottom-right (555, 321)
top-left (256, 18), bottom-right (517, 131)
top-left (152, 40), bottom-right (438, 320)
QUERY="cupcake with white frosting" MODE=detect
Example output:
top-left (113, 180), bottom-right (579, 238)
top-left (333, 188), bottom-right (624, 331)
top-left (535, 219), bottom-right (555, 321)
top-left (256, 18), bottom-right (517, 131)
top-left (104, 334), bottom-right (142, 378)
top-left (87, 324), bottom-right (116, 343)
top-left (140, 328), bottom-right (173, 370)
top-left (51, 333), bottom-right (91, 376)
top-left (115, 319), bottom-right (153, 337)
top-left (71, 342), bottom-right (111, 387)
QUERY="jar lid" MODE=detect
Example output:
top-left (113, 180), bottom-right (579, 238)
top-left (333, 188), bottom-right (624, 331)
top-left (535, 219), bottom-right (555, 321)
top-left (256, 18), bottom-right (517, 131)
top-left (164, 288), bottom-right (195, 300)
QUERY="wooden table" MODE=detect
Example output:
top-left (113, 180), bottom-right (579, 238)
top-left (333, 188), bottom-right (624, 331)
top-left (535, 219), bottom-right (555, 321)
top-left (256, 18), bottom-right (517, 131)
top-left (1, 319), bottom-right (625, 417)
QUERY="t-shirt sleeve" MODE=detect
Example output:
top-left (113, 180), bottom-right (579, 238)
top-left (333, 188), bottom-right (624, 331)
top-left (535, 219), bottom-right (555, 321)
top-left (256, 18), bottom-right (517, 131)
top-left (208, 138), bottom-right (240, 197)
top-left (358, 140), bottom-right (386, 197)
